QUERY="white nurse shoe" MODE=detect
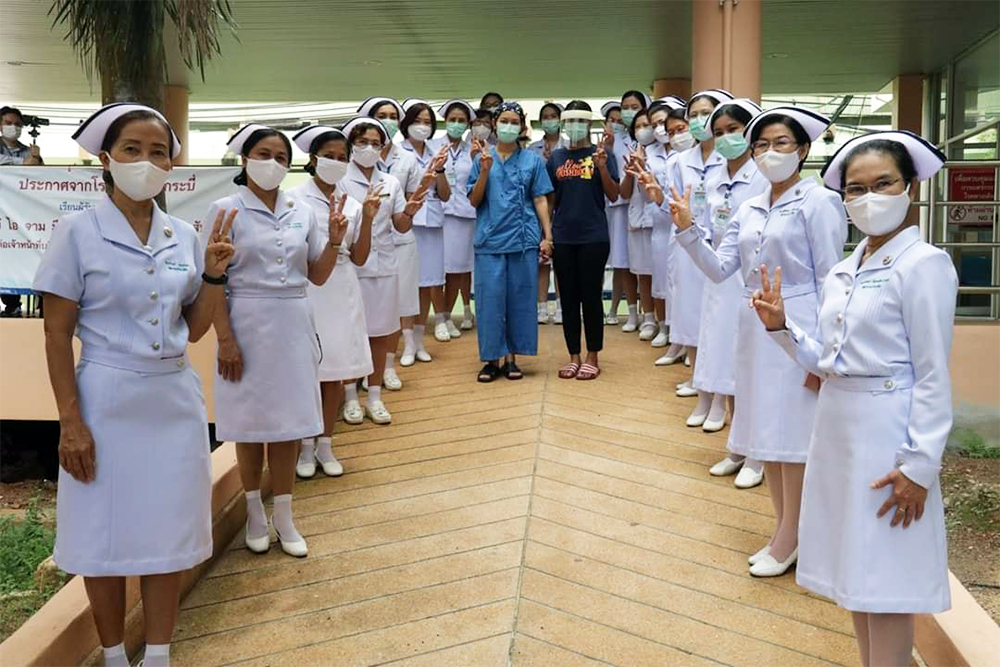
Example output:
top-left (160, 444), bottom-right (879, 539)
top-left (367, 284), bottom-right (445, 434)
top-left (748, 544), bottom-right (771, 566)
top-left (383, 368), bottom-right (403, 391)
top-left (366, 401), bottom-right (392, 424)
top-left (460, 315), bottom-right (475, 330)
top-left (654, 344), bottom-right (685, 366)
top-left (621, 318), bottom-right (638, 333)
top-left (638, 323), bottom-right (657, 341)
top-left (434, 321), bottom-right (451, 342)
top-left (342, 400), bottom-right (364, 425)
top-left (553, 307), bottom-right (563, 325)
top-left (676, 382), bottom-right (698, 397)
top-left (734, 465), bottom-right (764, 489)
top-left (400, 350), bottom-right (416, 367)
top-left (415, 349), bottom-right (432, 363)
top-left (749, 547), bottom-right (797, 577)
top-left (650, 331), bottom-right (669, 347)
top-left (274, 525), bottom-right (308, 558)
top-left (318, 455), bottom-right (343, 477)
top-left (709, 456), bottom-right (744, 476)
top-left (446, 319), bottom-right (462, 338)
top-left (244, 521), bottom-right (270, 554)
top-left (295, 452), bottom-right (316, 479)
top-left (702, 414), bottom-right (727, 433)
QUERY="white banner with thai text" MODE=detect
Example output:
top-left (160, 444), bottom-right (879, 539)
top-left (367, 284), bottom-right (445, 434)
top-left (0, 166), bottom-right (240, 293)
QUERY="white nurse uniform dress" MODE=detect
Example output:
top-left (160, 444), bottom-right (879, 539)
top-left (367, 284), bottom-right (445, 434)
top-left (380, 143), bottom-right (422, 317)
top-left (646, 143), bottom-right (678, 312)
top-left (442, 138), bottom-right (477, 274)
top-left (288, 179), bottom-right (373, 381)
top-left (402, 137), bottom-right (446, 287)
top-left (34, 196), bottom-right (212, 576)
top-left (772, 226), bottom-right (955, 612)
top-left (204, 186), bottom-right (325, 443)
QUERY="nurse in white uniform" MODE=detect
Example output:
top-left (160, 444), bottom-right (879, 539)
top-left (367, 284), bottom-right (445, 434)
top-left (616, 91), bottom-right (650, 332)
top-left (35, 104), bottom-right (234, 667)
top-left (619, 108), bottom-right (657, 339)
top-left (438, 99), bottom-right (478, 335)
top-left (600, 101), bottom-right (635, 325)
top-left (665, 106), bottom-right (847, 577)
top-left (400, 99), bottom-right (453, 346)
top-left (753, 131), bottom-right (955, 667)
top-left (667, 89), bottom-right (733, 394)
top-left (207, 124), bottom-right (345, 559)
top-left (337, 117), bottom-right (425, 425)
top-left (529, 102), bottom-right (566, 325)
top-left (289, 125), bottom-right (378, 477)
top-left (359, 96), bottom-right (421, 382)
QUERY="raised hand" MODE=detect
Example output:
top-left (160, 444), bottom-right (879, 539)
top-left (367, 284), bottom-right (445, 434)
top-left (751, 264), bottom-right (786, 331)
top-left (362, 182), bottom-right (384, 221)
top-left (593, 146), bottom-right (608, 170)
top-left (327, 192), bottom-right (350, 246)
top-left (404, 189), bottom-right (427, 217)
top-left (471, 136), bottom-right (485, 158)
top-left (666, 184), bottom-right (693, 229)
top-left (478, 145), bottom-right (494, 172)
top-left (430, 144), bottom-right (449, 172)
top-left (626, 161), bottom-right (663, 204)
top-left (602, 126), bottom-right (614, 151)
top-left (204, 208), bottom-right (236, 278)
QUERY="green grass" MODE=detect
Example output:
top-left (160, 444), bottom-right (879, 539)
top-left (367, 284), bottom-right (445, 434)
top-left (945, 481), bottom-right (1000, 534)
top-left (951, 428), bottom-right (1000, 459)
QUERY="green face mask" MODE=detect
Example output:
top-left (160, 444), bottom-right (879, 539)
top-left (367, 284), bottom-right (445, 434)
top-left (621, 108), bottom-right (638, 128)
top-left (689, 114), bottom-right (712, 141)
top-left (446, 121), bottom-right (468, 139)
top-left (564, 122), bottom-right (589, 142)
top-left (610, 122), bottom-right (627, 135)
top-left (715, 131), bottom-right (749, 160)
top-left (379, 119), bottom-right (399, 140)
top-left (540, 119), bottom-right (561, 135)
top-left (496, 122), bottom-right (521, 143)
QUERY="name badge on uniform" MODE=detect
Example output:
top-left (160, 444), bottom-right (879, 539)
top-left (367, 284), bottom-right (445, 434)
top-left (446, 163), bottom-right (457, 187)
top-left (712, 204), bottom-right (732, 241)
top-left (692, 184), bottom-right (707, 214)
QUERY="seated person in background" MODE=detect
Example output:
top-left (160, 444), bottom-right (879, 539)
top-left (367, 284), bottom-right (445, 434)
top-left (1, 106), bottom-right (43, 165)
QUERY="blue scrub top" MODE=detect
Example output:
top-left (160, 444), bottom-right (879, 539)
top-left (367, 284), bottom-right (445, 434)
top-left (467, 147), bottom-right (553, 255)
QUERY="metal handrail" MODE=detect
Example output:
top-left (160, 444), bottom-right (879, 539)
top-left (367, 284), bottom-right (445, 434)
top-left (937, 118), bottom-right (1000, 149)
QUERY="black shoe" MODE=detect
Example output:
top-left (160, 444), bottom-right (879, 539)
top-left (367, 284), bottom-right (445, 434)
top-left (477, 362), bottom-right (502, 383)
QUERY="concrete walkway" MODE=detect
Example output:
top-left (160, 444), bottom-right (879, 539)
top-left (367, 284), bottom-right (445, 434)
top-left (170, 324), bottom-right (860, 666)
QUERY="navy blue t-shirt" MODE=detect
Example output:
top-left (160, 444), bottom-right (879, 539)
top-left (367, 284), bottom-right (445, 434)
top-left (546, 145), bottom-right (618, 245)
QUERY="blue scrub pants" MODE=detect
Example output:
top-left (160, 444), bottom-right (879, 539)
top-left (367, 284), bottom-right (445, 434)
top-left (474, 249), bottom-right (539, 362)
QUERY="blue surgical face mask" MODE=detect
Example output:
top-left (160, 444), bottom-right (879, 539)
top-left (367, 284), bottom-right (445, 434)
top-left (715, 131), bottom-right (749, 160)
top-left (621, 108), bottom-right (638, 128)
top-left (564, 122), bottom-right (589, 142)
top-left (496, 122), bottom-right (521, 143)
top-left (689, 113), bottom-right (712, 141)
top-left (610, 122), bottom-right (627, 136)
top-left (379, 118), bottom-right (399, 140)
top-left (540, 119), bottom-right (561, 135)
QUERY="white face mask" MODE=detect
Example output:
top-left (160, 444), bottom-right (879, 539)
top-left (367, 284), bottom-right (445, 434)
top-left (755, 149), bottom-right (801, 183)
top-left (352, 145), bottom-right (381, 169)
top-left (2, 124), bottom-right (21, 141)
top-left (245, 158), bottom-right (288, 191)
top-left (315, 156), bottom-right (348, 185)
top-left (408, 124), bottom-right (433, 141)
top-left (669, 131), bottom-right (695, 152)
top-left (635, 127), bottom-right (655, 146)
top-left (107, 157), bottom-right (170, 201)
top-left (844, 187), bottom-right (912, 236)
top-left (471, 125), bottom-right (491, 141)
top-left (653, 126), bottom-right (670, 145)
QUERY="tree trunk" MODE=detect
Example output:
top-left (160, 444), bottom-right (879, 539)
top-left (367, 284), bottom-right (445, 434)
top-left (98, 42), bottom-right (165, 110)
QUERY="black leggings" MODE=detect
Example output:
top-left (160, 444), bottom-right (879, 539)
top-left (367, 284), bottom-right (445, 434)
top-left (552, 241), bottom-right (610, 355)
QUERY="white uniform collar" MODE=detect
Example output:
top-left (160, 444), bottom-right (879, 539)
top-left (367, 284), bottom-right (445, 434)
top-left (346, 160), bottom-right (382, 188)
top-left (717, 158), bottom-right (759, 188)
top-left (302, 177), bottom-right (334, 208)
top-left (685, 144), bottom-right (725, 171)
top-left (750, 177), bottom-right (817, 212)
top-left (93, 194), bottom-right (177, 255)
top-left (238, 184), bottom-right (296, 217)
top-left (843, 225), bottom-right (922, 275)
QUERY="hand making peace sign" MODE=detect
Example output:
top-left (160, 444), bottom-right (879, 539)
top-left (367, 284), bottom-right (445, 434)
top-left (203, 208), bottom-right (237, 278)
top-left (327, 192), bottom-right (350, 246)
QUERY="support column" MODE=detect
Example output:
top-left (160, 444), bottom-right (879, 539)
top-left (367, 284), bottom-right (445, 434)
top-left (653, 78), bottom-right (691, 100)
top-left (891, 74), bottom-right (923, 134)
top-left (164, 85), bottom-right (190, 165)
top-left (692, 0), bottom-right (762, 101)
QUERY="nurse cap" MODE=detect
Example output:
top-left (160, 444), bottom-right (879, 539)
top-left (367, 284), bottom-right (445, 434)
top-left (402, 98), bottom-right (429, 112)
top-left (600, 101), bottom-right (621, 118)
top-left (72, 103), bottom-right (181, 159)
top-left (688, 89), bottom-right (735, 112)
top-left (227, 123), bottom-right (272, 155)
top-left (341, 116), bottom-right (389, 141)
top-left (821, 130), bottom-right (946, 190)
top-left (744, 105), bottom-right (831, 142)
top-left (292, 125), bottom-right (346, 153)
top-left (656, 96), bottom-right (687, 112)
top-left (357, 96), bottom-right (404, 119)
top-left (539, 101), bottom-right (564, 116)
top-left (438, 99), bottom-right (476, 120)
top-left (709, 98), bottom-right (763, 127)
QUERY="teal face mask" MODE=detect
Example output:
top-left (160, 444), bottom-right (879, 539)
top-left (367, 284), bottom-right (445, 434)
top-left (621, 108), bottom-right (638, 128)
top-left (446, 121), bottom-right (468, 139)
top-left (379, 119), bottom-right (399, 140)
top-left (496, 122), bottom-right (521, 143)
top-left (689, 114), bottom-right (712, 141)
top-left (540, 119), bottom-right (561, 135)
top-left (564, 122), bottom-right (589, 142)
top-left (610, 122), bottom-right (627, 135)
top-left (715, 131), bottom-right (749, 160)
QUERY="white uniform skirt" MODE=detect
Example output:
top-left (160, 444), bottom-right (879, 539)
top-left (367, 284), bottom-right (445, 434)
top-left (627, 227), bottom-right (652, 276)
top-left (727, 291), bottom-right (819, 463)
top-left (308, 259), bottom-right (373, 382)
top-left (668, 245), bottom-right (706, 346)
top-left (54, 360), bottom-right (212, 576)
top-left (691, 272), bottom-right (742, 395)
top-left (395, 241), bottom-right (420, 317)
top-left (607, 206), bottom-right (630, 269)
top-left (413, 225), bottom-right (445, 287)
top-left (444, 214), bottom-right (475, 273)
top-left (359, 274), bottom-right (401, 337)
top-left (797, 376), bottom-right (950, 613)
top-left (650, 225), bottom-right (673, 305)
top-left (215, 295), bottom-right (323, 443)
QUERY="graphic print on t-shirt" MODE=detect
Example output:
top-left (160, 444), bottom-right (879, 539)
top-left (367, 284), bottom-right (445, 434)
top-left (555, 156), bottom-right (595, 181)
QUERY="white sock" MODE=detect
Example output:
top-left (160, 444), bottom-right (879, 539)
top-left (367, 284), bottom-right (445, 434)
top-left (554, 301), bottom-right (562, 314)
top-left (642, 312), bottom-right (656, 326)
top-left (413, 324), bottom-right (426, 350)
top-left (271, 494), bottom-right (302, 542)
top-left (744, 457), bottom-right (763, 473)
top-left (691, 391), bottom-right (713, 419)
top-left (537, 301), bottom-right (547, 315)
top-left (435, 312), bottom-right (446, 325)
top-left (707, 393), bottom-right (727, 423)
top-left (659, 321), bottom-right (668, 336)
top-left (368, 385), bottom-right (382, 404)
top-left (144, 643), bottom-right (170, 667)
top-left (299, 437), bottom-right (315, 463)
top-left (626, 304), bottom-right (638, 322)
top-left (463, 303), bottom-right (473, 319)
top-left (344, 382), bottom-right (359, 403)
top-left (402, 328), bottom-right (415, 354)
top-left (103, 643), bottom-right (129, 667)
top-left (245, 489), bottom-right (267, 540)
top-left (385, 352), bottom-right (395, 371)
top-left (316, 436), bottom-right (336, 464)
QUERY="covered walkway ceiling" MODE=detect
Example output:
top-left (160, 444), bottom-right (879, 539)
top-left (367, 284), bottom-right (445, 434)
top-left (1, 0), bottom-right (997, 103)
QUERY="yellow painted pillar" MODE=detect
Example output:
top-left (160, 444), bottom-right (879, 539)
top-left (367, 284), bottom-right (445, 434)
top-left (163, 85), bottom-right (190, 165)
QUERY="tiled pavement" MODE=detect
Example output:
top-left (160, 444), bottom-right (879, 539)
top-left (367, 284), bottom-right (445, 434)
top-left (171, 324), bottom-right (860, 666)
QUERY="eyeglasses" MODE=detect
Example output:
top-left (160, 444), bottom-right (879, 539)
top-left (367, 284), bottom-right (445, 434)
top-left (751, 138), bottom-right (798, 155)
top-left (843, 178), bottom-right (904, 199)
top-left (354, 140), bottom-right (382, 150)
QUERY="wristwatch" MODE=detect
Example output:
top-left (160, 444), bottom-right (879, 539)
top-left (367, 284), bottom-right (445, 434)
top-left (202, 272), bottom-right (228, 285)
